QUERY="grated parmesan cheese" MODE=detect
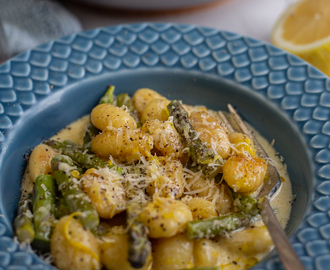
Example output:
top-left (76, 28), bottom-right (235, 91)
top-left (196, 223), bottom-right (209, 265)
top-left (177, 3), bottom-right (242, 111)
top-left (184, 185), bottom-right (210, 195)
top-left (41, 183), bottom-right (47, 191)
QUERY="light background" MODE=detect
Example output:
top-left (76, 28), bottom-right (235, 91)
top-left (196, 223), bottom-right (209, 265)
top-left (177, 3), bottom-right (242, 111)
top-left (63, 0), bottom-right (298, 43)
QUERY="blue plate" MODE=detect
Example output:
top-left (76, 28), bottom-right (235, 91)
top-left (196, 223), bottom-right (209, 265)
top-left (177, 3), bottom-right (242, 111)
top-left (0, 23), bottom-right (327, 270)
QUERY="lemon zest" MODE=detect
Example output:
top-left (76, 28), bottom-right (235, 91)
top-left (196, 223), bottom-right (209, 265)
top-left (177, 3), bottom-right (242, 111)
top-left (78, 168), bottom-right (96, 179)
top-left (71, 170), bottom-right (80, 178)
top-left (64, 212), bottom-right (100, 264)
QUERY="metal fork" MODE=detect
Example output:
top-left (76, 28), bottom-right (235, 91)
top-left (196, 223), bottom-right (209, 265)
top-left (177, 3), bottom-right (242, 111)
top-left (218, 104), bottom-right (306, 270)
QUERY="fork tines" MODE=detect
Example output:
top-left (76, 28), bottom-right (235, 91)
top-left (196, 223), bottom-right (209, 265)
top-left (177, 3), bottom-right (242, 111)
top-left (218, 104), bottom-right (282, 200)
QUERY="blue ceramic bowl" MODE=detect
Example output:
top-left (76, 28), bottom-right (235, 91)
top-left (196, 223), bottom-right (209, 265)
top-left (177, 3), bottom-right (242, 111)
top-left (0, 23), bottom-right (326, 270)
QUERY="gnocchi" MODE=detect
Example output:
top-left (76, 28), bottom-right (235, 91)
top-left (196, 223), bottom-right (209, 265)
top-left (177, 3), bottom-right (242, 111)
top-left (28, 144), bottom-right (58, 182)
top-left (140, 98), bottom-right (171, 124)
top-left (141, 119), bottom-right (187, 162)
top-left (152, 233), bottom-right (194, 270)
top-left (146, 158), bottom-right (185, 199)
top-left (228, 132), bottom-right (255, 156)
top-left (222, 152), bottom-right (267, 193)
top-left (81, 168), bottom-right (126, 218)
top-left (132, 88), bottom-right (166, 117)
top-left (185, 174), bottom-right (233, 215)
top-left (138, 196), bottom-right (193, 238)
top-left (91, 128), bottom-right (153, 162)
top-left (100, 226), bottom-right (151, 270)
top-left (51, 214), bottom-right (101, 270)
top-left (91, 103), bottom-right (137, 130)
top-left (15, 87), bottom-right (293, 270)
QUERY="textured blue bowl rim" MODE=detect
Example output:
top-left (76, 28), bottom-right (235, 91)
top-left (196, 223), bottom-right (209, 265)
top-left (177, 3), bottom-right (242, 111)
top-left (0, 22), bottom-right (329, 270)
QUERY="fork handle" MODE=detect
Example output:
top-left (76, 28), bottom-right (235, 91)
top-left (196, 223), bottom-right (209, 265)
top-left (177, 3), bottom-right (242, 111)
top-left (259, 199), bottom-right (306, 270)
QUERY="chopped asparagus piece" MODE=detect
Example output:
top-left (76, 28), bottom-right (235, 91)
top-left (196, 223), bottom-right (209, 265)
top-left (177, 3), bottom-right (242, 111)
top-left (224, 182), bottom-right (260, 216)
top-left (126, 184), bottom-right (151, 268)
top-left (167, 100), bottom-right (222, 178)
top-left (99, 85), bottom-right (115, 104)
top-left (233, 194), bottom-right (259, 216)
top-left (32, 175), bottom-right (57, 251)
top-left (116, 93), bottom-right (134, 110)
top-left (82, 125), bottom-right (100, 154)
top-left (51, 155), bottom-right (99, 230)
top-left (55, 196), bottom-right (71, 219)
top-left (128, 220), bottom-right (151, 268)
top-left (186, 213), bottom-right (250, 240)
top-left (45, 139), bottom-right (112, 170)
top-left (14, 194), bottom-right (35, 244)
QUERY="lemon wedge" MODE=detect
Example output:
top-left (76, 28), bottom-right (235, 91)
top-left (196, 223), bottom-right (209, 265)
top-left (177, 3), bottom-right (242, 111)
top-left (272, 0), bottom-right (330, 76)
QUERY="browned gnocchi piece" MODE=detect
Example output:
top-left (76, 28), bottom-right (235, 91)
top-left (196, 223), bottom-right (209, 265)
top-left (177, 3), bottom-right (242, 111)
top-left (223, 152), bottom-right (267, 193)
top-left (91, 103), bottom-right (137, 131)
top-left (132, 88), bottom-right (166, 117)
top-left (91, 128), bottom-right (153, 163)
top-left (140, 98), bottom-right (170, 124)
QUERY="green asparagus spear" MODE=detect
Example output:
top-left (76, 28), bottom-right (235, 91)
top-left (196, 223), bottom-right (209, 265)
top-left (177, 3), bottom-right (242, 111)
top-left (99, 85), bottom-right (115, 104)
top-left (14, 194), bottom-right (35, 243)
top-left (55, 196), bottom-right (71, 219)
top-left (128, 220), bottom-right (151, 268)
top-left (233, 194), bottom-right (259, 216)
top-left (45, 139), bottom-right (111, 170)
top-left (116, 93), bottom-right (133, 109)
top-left (167, 100), bottom-right (222, 178)
top-left (82, 125), bottom-right (100, 154)
top-left (46, 139), bottom-right (123, 174)
top-left (51, 155), bottom-right (99, 230)
top-left (223, 183), bottom-right (259, 216)
top-left (186, 185), bottom-right (260, 240)
top-left (32, 175), bottom-right (57, 251)
top-left (186, 213), bottom-right (250, 240)
top-left (126, 187), bottom-right (151, 268)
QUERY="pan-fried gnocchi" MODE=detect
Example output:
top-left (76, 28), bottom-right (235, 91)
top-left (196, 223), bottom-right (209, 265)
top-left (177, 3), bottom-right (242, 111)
top-left (16, 87), bottom-right (293, 270)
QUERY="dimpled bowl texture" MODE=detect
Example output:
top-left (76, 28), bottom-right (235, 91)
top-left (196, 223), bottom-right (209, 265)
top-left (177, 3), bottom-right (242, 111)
top-left (0, 23), bottom-right (323, 270)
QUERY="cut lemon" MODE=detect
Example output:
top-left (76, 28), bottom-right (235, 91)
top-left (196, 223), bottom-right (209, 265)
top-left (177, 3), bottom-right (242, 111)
top-left (272, 0), bottom-right (330, 76)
